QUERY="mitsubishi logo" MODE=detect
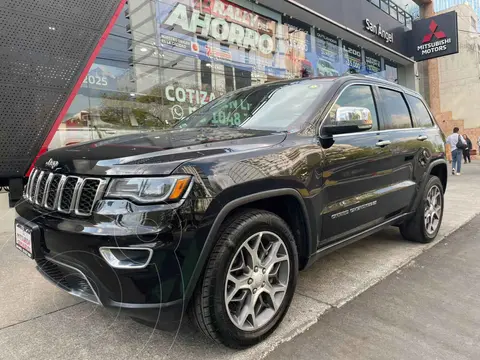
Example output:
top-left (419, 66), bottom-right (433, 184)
top-left (413, 11), bottom-right (458, 61)
top-left (422, 20), bottom-right (446, 44)
top-left (45, 158), bottom-right (59, 169)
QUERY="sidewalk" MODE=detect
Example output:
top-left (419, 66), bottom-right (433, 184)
top-left (264, 215), bottom-right (480, 360)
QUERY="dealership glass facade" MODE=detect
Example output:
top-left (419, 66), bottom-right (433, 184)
top-left (48, 0), bottom-right (404, 149)
top-left (367, 0), bottom-right (416, 28)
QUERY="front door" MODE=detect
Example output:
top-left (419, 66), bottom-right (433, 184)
top-left (319, 84), bottom-right (393, 246)
top-left (373, 87), bottom-right (420, 215)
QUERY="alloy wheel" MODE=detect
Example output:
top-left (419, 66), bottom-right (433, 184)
top-left (424, 185), bottom-right (442, 235)
top-left (224, 231), bottom-right (290, 331)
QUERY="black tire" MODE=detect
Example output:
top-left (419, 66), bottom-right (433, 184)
top-left (189, 209), bottom-right (298, 349)
top-left (400, 175), bottom-right (444, 243)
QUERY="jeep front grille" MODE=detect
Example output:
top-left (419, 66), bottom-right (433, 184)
top-left (25, 169), bottom-right (107, 216)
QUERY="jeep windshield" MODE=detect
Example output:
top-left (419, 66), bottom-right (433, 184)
top-left (174, 79), bottom-right (332, 132)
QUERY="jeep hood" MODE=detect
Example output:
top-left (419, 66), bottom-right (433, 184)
top-left (36, 128), bottom-right (287, 176)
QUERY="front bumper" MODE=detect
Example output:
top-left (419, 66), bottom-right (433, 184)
top-left (35, 255), bottom-right (184, 328)
top-left (14, 199), bottom-right (195, 327)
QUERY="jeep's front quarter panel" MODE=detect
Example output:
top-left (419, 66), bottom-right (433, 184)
top-left (174, 133), bottom-right (327, 297)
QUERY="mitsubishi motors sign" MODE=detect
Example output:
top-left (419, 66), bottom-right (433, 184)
top-left (411, 11), bottom-right (459, 62)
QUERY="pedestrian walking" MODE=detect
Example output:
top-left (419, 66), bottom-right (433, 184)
top-left (463, 134), bottom-right (472, 164)
top-left (446, 127), bottom-right (467, 175)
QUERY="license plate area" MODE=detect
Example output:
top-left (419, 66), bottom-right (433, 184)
top-left (15, 220), bottom-right (40, 259)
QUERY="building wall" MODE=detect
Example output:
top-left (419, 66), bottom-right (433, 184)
top-left (395, 0), bottom-right (420, 19)
top-left (435, 0), bottom-right (480, 27)
top-left (437, 4), bottom-right (480, 129)
top-left (277, 0), bottom-right (412, 54)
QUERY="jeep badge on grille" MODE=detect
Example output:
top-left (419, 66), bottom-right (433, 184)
top-left (45, 158), bottom-right (59, 169)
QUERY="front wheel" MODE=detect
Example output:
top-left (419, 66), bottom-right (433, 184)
top-left (400, 175), bottom-right (444, 243)
top-left (189, 210), bottom-right (298, 349)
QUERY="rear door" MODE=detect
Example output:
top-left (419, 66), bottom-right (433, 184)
top-left (405, 93), bottom-right (440, 184)
top-left (375, 87), bottom-right (418, 215)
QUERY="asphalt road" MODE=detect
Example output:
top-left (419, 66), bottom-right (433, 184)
top-left (0, 162), bottom-right (479, 360)
top-left (265, 214), bottom-right (480, 360)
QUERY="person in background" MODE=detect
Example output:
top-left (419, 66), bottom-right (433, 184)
top-left (463, 134), bottom-right (472, 164)
top-left (446, 127), bottom-right (467, 175)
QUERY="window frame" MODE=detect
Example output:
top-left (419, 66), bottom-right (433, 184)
top-left (318, 81), bottom-right (434, 138)
top-left (318, 82), bottom-right (381, 137)
top-left (376, 86), bottom-right (414, 130)
top-left (380, 0), bottom-right (389, 13)
top-left (405, 94), bottom-right (435, 128)
top-left (398, 9), bottom-right (405, 25)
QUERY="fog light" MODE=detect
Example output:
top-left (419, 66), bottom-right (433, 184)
top-left (99, 247), bottom-right (153, 269)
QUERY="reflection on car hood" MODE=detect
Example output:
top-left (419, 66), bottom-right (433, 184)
top-left (36, 127), bottom-right (287, 176)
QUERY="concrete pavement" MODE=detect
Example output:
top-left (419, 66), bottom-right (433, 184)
top-left (0, 162), bottom-right (479, 359)
top-left (265, 214), bottom-right (480, 360)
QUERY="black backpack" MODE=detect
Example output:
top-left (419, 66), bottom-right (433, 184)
top-left (456, 135), bottom-right (467, 150)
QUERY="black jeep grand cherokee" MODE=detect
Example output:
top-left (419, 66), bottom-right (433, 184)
top-left (15, 75), bottom-right (447, 348)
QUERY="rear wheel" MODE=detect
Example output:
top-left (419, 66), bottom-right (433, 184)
top-left (400, 175), bottom-right (444, 243)
top-left (189, 210), bottom-right (298, 349)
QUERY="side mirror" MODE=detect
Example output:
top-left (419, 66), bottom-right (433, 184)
top-left (323, 107), bottom-right (373, 136)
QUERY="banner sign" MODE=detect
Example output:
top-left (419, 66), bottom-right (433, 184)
top-left (315, 30), bottom-right (338, 63)
top-left (157, 0), bottom-right (277, 71)
top-left (314, 30), bottom-right (340, 77)
top-left (342, 40), bottom-right (362, 73)
top-left (364, 51), bottom-right (381, 74)
top-left (410, 11), bottom-right (459, 62)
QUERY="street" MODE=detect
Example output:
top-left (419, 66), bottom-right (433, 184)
top-left (265, 214), bottom-right (480, 360)
top-left (0, 162), bottom-right (479, 360)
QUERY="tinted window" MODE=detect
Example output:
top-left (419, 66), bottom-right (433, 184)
top-left (176, 80), bottom-right (332, 131)
top-left (327, 85), bottom-right (378, 131)
top-left (379, 88), bottom-right (412, 129)
top-left (407, 95), bottom-right (434, 128)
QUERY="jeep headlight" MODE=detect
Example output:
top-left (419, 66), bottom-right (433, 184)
top-left (105, 176), bottom-right (192, 204)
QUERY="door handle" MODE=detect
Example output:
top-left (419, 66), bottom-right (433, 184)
top-left (417, 135), bottom-right (428, 141)
top-left (376, 140), bottom-right (391, 147)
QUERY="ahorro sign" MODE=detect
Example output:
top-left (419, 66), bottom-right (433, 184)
top-left (410, 11), bottom-right (458, 62)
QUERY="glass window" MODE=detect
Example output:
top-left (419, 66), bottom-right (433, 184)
top-left (406, 14), bottom-right (413, 29)
top-left (379, 88), bottom-right (412, 129)
top-left (370, 0), bottom-right (381, 7)
top-left (398, 9), bottom-right (405, 25)
top-left (380, 0), bottom-right (389, 13)
top-left (407, 95), bottom-right (434, 128)
top-left (389, 3), bottom-right (398, 19)
top-left (201, 60), bottom-right (213, 90)
top-left (46, 0), bottom-right (288, 150)
top-left (176, 80), bottom-right (332, 131)
top-left (385, 62), bottom-right (398, 83)
top-left (280, 16), bottom-right (312, 79)
top-left (235, 69), bottom-right (252, 89)
top-left (225, 66), bottom-right (234, 93)
top-left (327, 85), bottom-right (378, 131)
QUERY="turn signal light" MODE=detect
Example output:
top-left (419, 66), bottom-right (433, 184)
top-left (168, 177), bottom-right (190, 200)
